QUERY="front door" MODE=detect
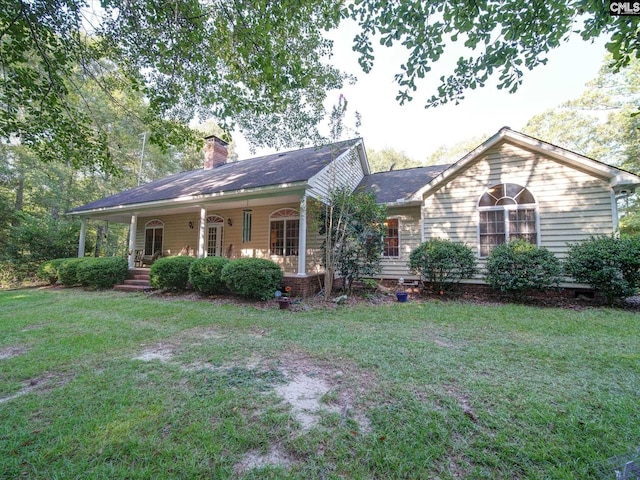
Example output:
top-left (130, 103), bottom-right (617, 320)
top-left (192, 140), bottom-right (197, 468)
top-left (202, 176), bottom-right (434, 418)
top-left (206, 224), bottom-right (223, 257)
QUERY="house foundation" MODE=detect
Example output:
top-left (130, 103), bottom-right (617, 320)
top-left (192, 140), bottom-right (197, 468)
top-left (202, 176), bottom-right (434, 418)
top-left (283, 274), bottom-right (324, 298)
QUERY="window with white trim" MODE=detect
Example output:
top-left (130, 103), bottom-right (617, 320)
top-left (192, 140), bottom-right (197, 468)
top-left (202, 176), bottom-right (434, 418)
top-left (206, 215), bottom-right (224, 257)
top-left (269, 208), bottom-right (299, 256)
top-left (383, 218), bottom-right (399, 257)
top-left (242, 209), bottom-right (252, 243)
top-left (144, 219), bottom-right (164, 256)
top-left (478, 183), bottom-right (537, 257)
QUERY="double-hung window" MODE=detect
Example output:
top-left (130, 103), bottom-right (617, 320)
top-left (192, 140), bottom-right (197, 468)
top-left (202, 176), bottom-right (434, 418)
top-left (478, 183), bottom-right (538, 257)
top-left (269, 208), bottom-right (299, 256)
top-left (383, 218), bottom-right (400, 257)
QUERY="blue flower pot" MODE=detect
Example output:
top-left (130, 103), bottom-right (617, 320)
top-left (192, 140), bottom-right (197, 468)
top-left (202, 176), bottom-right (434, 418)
top-left (396, 292), bottom-right (408, 302)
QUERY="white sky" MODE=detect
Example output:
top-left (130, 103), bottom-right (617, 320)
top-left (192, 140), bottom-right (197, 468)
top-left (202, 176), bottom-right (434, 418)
top-left (234, 22), bottom-right (608, 162)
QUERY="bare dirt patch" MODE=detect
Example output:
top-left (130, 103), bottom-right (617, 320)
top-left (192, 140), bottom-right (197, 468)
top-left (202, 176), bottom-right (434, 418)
top-left (133, 343), bottom-right (175, 362)
top-left (269, 351), bottom-right (373, 434)
top-left (233, 445), bottom-right (294, 475)
top-left (275, 372), bottom-right (337, 430)
top-left (0, 345), bottom-right (28, 360)
top-left (0, 372), bottom-right (73, 404)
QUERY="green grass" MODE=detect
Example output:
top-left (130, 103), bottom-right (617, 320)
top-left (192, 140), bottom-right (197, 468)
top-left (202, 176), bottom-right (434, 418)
top-left (0, 288), bottom-right (639, 479)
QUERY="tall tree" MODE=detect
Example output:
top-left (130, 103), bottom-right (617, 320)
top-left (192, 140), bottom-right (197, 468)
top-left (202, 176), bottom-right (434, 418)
top-left (523, 55), bottom-right (639, 170)
top-left (366, 147), bottom-right (421, 173)
top-left (0, 0), bottom-right (345, 172)
top-left (425, 136), bottom-right (488, 166)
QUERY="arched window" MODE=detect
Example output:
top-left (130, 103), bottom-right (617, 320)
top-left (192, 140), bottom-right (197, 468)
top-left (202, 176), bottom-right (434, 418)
top-left (478, 183), bottom-right (538, 257)
top-left (269, 208), bottom-right (299, 256)
top-left (144, 219), bottom-right (164, 256)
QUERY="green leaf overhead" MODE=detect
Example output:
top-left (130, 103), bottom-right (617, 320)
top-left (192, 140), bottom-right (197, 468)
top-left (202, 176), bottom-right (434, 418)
top-left (345, 0), bottom-right (640, 108)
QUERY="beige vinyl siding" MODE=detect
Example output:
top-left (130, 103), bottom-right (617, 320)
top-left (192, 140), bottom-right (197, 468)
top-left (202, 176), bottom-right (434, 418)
top-left (136, 214), bottom-right (203, 257)
top-left (379, 206), bottom-right (422, 280)
top-left (422, 143), bottom-right (615, 262)
top-left (307, 148), bottom-right (365, 201)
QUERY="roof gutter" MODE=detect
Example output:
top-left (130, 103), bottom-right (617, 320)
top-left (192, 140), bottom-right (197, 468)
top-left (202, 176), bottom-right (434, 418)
top-left (384, 199), bottom-right (422, 208)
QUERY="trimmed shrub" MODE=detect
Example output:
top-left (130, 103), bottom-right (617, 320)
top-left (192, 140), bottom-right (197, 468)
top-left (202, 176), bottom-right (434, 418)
top-left (57, 258), bottom-right (88, 286)
top-left (220, 258), bottom-right (284, 300)
top-left (76, 257), bottom-right (128, 289)
top-left (485, 240), bottom-right (561, 294)
top-left (408, 239), bottom-right (477, 293)
top-left (37, 258), bottom-right (69, 285)
top-left (189, 256), bottom-right (230, 295)
top-left (149, 256), bottom-right (196, 291)
top-left (565, 235), bottom-right (640, 304)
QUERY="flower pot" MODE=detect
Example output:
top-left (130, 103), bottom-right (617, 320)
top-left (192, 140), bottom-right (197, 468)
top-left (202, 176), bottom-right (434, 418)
top-left (278, 299), bottom-right (291, 309)
top-left (396, 292), bottom-right (408, 302)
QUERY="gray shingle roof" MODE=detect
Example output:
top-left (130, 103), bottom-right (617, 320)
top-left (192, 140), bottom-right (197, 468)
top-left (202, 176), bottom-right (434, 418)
top-left (70, 139), bottom-right (360, 213)
top-left (356, 164), bottom-right (451, 204)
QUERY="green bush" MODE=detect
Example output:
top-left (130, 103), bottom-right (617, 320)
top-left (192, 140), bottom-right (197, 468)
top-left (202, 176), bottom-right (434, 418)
top-left (189, 256), bottom-right (230, 295)
top-left (220, 258), bottom-right (284, 300)
top-left (37, 258), bottom-right (68, 285)
top-left (485, 240), bottom-right (561, 294)
top-left (76, 257), bottom-right (128, 289)
top-left (408, 239), bottom-right (477, 293)
top-left (149, 256), bottom-right (196, 291)
top-left (0, 260), bottom-right (39, 287)
top-left (565, 235), bottom-right (640, 304)
top-left (57, 258), bottom-right (88, 286)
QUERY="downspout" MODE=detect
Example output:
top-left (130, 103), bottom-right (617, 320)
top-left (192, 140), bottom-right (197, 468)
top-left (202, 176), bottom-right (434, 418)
top-left (420, 204), bottom-right (425, 243)
top-left (611, 189), bottom-right (619, 235)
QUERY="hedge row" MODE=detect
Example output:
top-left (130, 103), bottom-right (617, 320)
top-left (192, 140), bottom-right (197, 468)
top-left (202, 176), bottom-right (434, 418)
top-left (409, 236), bottom-right (640, 304)
top-left (149, 256), bottom-right (283, 300)
top-left (38, 257), bottom-right (128, 289)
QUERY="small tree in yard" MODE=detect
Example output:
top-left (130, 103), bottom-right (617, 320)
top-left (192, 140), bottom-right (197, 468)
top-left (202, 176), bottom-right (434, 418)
top-left (565, 235), bottom-right (640, 305)
top-left (319, 187), bottom-right (387, 295)
top-left (408, 239), bottom-right (477, 293)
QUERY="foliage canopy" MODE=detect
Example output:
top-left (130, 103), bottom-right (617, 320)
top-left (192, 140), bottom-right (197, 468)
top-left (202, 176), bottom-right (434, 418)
top-left (3, 0), bottom-right (638, 172)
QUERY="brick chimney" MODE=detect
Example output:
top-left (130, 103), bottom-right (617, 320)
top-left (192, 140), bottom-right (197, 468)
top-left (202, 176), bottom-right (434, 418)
top-left (203, 135), bottom-right (229, 169)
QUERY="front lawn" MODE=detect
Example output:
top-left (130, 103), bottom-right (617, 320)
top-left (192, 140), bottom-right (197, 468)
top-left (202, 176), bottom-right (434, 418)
top-left (0, 288), bottom-right (638, 479)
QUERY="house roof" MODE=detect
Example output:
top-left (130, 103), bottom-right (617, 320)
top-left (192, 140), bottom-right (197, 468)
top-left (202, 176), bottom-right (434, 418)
top-left (69, 139), bottom-right (362, 214)
top-left (356, 164), bottom-right (451, 204)
top-left (414, 127), bottom-right (640, 200)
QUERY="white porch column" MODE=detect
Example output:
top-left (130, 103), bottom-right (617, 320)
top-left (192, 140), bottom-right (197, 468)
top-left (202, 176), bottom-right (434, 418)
top-left (297, 194), bottom-right (307, 275)
top-left (128, 214), bottom-right (138, 268)
top-left (197, 207), bottom-right (206, 258)
top-left (78, 218), bottom-right (87, 258)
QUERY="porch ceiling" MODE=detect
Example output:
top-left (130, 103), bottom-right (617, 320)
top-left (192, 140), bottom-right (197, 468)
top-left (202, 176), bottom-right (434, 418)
top-left (81, 192), bottom-right (305, 223)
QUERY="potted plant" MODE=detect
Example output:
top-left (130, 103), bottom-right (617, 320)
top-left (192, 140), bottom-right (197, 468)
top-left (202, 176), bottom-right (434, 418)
top-left (275, 286), bottom-right (292, 309)
top-left (396, 278), bottom-right (408, 302)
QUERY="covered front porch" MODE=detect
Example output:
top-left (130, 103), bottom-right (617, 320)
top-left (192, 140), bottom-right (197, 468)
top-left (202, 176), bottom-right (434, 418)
top-left (76, 190), bottom-right (326, 296)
